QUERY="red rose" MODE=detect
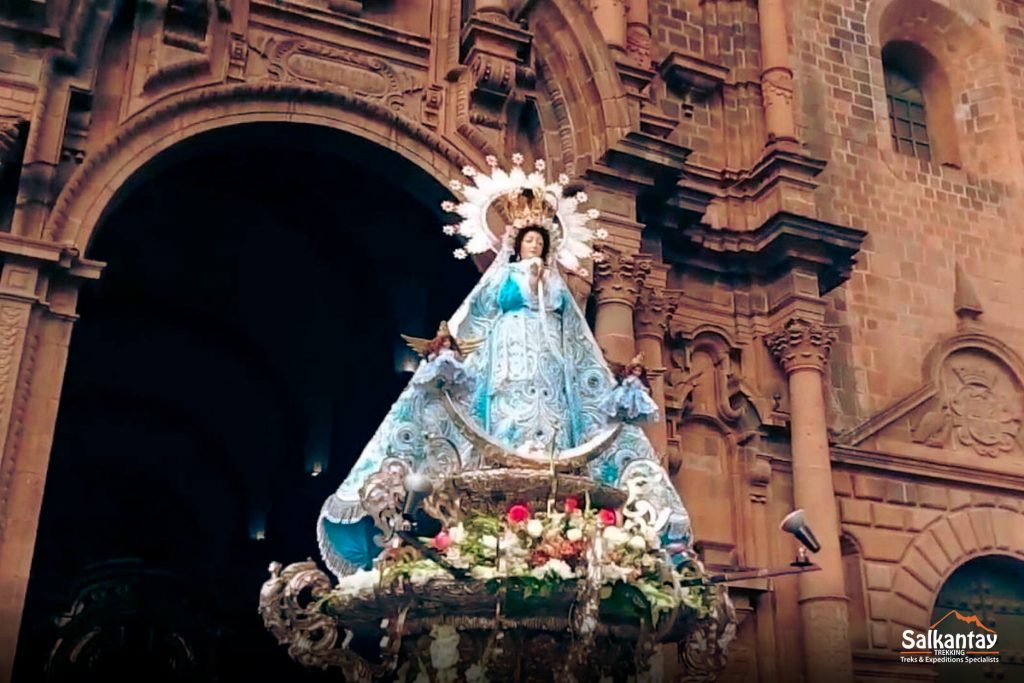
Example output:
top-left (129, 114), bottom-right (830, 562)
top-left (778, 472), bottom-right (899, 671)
top-left (598, 508), bottom-right (617, 526)
top-left (432, 531), bottom-right (452, 551)
top-left (507, 504), bottom-right (530, 524)
top-left (564, 497), bottom-right (580, 514)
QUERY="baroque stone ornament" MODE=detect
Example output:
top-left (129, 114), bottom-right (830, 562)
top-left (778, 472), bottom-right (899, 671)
top-left (255, 36), bottom-right (421, 111)
top-left (949, 364), bottom-right (1021, 457)
top-left (593, 247), bottom-right (652, 308)
top-left (635, 287), bottom-right (678, 341)
top-left (764, 317), bottom-right (837, 374)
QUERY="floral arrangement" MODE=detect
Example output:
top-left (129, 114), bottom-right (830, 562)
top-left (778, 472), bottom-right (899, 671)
top-left (367, 497), bottom-right (714, 627)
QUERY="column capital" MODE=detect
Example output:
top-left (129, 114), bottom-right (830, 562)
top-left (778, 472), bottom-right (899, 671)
top-left (634, 287), bottom-right (677, 340)
top-left (593, 248), bottom-right (651, 308)
top-left (765, 317), bottom-right (837, 374)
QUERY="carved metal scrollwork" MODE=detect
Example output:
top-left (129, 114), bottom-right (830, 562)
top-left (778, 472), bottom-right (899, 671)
top-left (259, 561), bottom-right (375, 677)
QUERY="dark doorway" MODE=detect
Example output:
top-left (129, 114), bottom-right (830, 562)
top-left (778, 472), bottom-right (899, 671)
top-left (13, 124), bottom-right (478, 682)
top-left (932, 554), bottom-right (1024, 683)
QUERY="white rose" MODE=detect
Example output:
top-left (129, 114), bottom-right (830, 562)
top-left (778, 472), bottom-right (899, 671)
top-left (566, 528), bottom-right (583, 542)
top-left (526, 519), bottom-right (544, 538)
top-left (602, 526), bottom-right (629, 547)
top-left (448, 524), bottom-right (466, 544)
top-left (546, 558), bottom-right (576, 579)
top-left (480, 534), bottom-right (498, 549)
top-left (628, 536), bottom-right (647, 551)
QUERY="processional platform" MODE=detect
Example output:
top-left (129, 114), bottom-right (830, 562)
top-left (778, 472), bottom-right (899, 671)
top-left (260, 463), bottom-right (736, 682)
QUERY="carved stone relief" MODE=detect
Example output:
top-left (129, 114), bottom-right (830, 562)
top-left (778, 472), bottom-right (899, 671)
top-left (911, 351), bottom-right (1023, 457)
top-left (250, 34), bottom-right (423, 112)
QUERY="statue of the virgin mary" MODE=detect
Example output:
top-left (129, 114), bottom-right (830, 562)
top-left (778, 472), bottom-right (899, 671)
top-left (318, 155), bottom-right (691, 577)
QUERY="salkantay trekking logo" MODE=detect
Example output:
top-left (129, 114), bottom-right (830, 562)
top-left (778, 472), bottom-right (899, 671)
top-left (900, 610), bottom-right (1000, 664)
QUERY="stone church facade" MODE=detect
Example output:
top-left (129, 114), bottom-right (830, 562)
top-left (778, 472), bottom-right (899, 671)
top-left (0, 0), bottom-right (1022, 681)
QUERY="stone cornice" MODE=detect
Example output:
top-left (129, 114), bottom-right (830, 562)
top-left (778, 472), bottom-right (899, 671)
top-left (669, 211), bottom-right (867, 294)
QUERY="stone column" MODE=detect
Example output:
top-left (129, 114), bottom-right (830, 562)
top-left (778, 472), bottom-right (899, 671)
top-left (0, 249), bottom-right (98, 681)
top-left (589, 0), bottom-right (628, 53)
top-left (592, 248), bottom-right (650, 364)
top-left (634, 288), bottom-right (676, 452)
top-left (765, 317), bottom-right (852, 682)
top-left (756, 0), bottom-right (797, 143)
top-left (626, 0), bottom-right (651, 65)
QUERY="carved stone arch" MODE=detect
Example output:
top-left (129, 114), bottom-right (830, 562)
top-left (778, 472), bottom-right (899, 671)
top-left (868, 505), bottom-right (1024, 647)
top-left (43, 83), bottom-right (489, 251)
top-left (522, 0), bottom-right (633, 172)
top-left (921, 330), bottom-right (1024, 386)
top-left (531, 54), bottom-right (578, 172)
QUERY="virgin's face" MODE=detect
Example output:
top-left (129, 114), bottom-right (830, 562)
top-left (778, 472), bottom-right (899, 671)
top-left (519, 230), bottom-right (545, 260)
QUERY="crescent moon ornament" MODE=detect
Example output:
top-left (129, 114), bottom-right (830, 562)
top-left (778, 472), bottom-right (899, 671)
top-left (441, 392), bottom-right (621, 472)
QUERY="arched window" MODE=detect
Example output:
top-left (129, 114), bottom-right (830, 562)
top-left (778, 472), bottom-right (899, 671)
top-left (881, 41), bottom-right (960, 167)
top-left (885, 66), bottom-right (930, 161)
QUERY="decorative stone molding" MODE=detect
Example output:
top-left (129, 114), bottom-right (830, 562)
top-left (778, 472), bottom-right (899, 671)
top-left (910, 353), bottom-right (1023, 458)
top-left (634, 287), bottom-right (677, 341)
top-left (459, 10), bottom-right (532, 132)
top-left (746, 451), bottom-right (771, 504)
top-left (44, 83), bottom-right (484, 246)
top-left (593, 248), bottom-right (651, 308)
top-left (657, 52), bottom-right (728, 101)
top-left (252, 36), bottom-right (423, 112)
top-left (838, 331), bottom-right (1024, 462)
top-left (848, 504), bottom-right (1024, 649)
top-left (765, 318), bottom-right (837, 374)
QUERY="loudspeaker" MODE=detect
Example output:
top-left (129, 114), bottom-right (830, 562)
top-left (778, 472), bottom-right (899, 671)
top-left (780, 509), bottom-right (821, 553)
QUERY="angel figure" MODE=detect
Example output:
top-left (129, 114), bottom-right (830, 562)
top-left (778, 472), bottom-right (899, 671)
top-left (601, 353), bottom-right (660, 424)
top-left (403, 321), bottom-right (480, 395)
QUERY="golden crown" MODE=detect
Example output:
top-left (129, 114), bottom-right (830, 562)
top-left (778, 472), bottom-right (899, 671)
top-left (500, 188), bottom-right (557, 229)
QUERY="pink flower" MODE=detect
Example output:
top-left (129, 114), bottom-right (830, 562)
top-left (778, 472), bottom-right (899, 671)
top-left (564, 497), bottom-right (580, 514)
top-left (432, 531), bottom-right (452, 551)
top-left (598, 508), bottom-right (617, 526)
top-left (507, 504), bottom-right (530, 524)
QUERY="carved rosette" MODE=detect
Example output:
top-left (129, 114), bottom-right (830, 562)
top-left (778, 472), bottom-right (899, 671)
top-left (635, 287), bottom-right (677, 342)
top-left (593, 249), bottom-right (651, 309)
top-left (764, 318), bottom-right (837, 375)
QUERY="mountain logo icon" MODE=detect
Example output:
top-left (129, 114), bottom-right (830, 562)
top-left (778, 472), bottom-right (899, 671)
top-left (930, 610), bottom-right (996, 634)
